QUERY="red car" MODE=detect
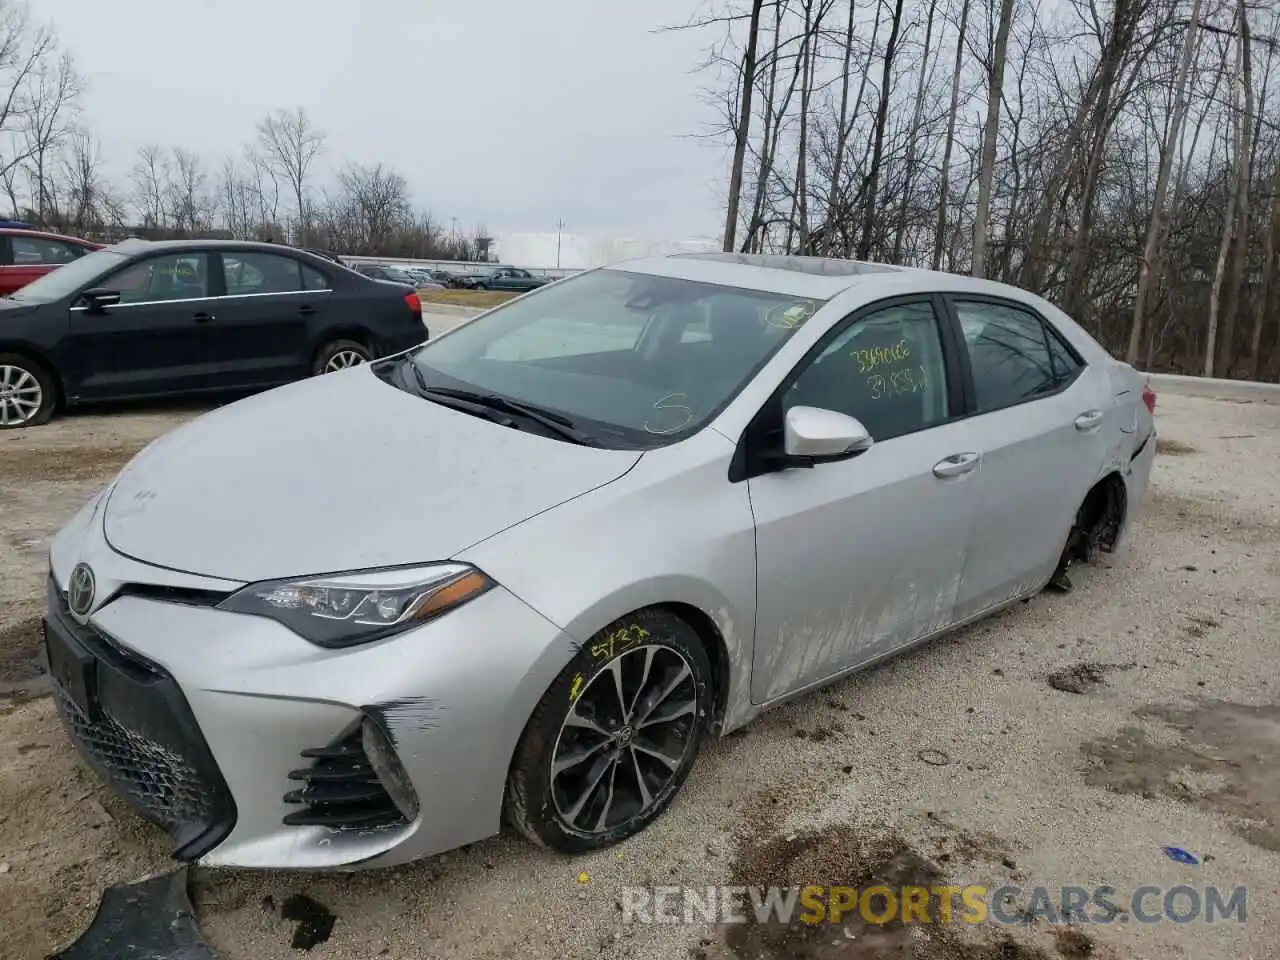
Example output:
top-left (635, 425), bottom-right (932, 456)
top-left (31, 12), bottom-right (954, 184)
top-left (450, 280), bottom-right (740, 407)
top-left (0, 229), bottom-right (103, 296)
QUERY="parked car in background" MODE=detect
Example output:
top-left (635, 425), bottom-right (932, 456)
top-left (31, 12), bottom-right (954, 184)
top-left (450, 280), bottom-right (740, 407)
top-left (352, 263), bottom-right (423, 286)
top-left (1, 229), bottom-right (102, 297)
top-left (42, 253), bottom-right (1155, 869)
top-left (0, 238), bottom-right (428, 428)
top-left (402, 268), bottom-right (446, 290)
top-left (459, 266), bottom-right (552, 292)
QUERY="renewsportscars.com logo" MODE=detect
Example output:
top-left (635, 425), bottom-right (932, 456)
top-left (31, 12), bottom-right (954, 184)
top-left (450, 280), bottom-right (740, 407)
top-left (620, 884), bottom-right (1248, 926)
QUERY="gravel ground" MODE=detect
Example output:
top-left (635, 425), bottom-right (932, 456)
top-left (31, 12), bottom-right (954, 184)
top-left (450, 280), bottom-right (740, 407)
top-left (0, 366), bottom-right (1276, 960)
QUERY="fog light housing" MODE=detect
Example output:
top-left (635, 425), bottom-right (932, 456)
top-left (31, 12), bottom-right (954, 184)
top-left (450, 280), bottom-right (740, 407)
top-left (361, 715), bottom-right (420, 822)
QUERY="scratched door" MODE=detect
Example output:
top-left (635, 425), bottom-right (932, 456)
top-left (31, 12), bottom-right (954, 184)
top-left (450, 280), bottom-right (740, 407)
top-left (748, 298), bottom-right (983, 704)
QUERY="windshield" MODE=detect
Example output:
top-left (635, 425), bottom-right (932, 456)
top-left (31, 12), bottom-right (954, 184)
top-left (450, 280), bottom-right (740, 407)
top-left (6, 248), bottom-right (128, 304)
top-left (407, 268), bottom-right (824, 448)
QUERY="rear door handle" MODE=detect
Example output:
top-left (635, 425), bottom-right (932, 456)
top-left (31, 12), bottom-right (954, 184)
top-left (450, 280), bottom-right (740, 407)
top-left (1074, 409), bottom-right (1104, 431)
top-left (299, 304), bottom-right (317, 316)
top-left (933, 452), bottom-right (981, 479)
top-left (192, 311), bottom-right (214, 323)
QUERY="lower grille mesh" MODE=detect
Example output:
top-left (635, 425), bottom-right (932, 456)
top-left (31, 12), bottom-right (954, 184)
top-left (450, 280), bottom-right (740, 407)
top-left (54, 684), bottom-right (217, 830)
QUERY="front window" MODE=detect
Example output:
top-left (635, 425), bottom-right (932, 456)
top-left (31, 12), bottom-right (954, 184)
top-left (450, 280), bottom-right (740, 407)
top-left (406, 268), bottom-right (824, 447)
top-left (106, 254), bottom-right (210, 303)
top-left (12, 236), bottom-right (83, 264)
top-left (5, 247), bottom-right (128, 303)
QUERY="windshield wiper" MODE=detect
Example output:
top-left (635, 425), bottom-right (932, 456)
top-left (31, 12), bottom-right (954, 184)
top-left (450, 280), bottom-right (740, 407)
top-left (403, 364), bottom-right (597, 446)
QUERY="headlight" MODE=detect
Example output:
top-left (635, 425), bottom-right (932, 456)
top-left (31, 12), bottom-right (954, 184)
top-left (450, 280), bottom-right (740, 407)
top-left (217, 563), bottom-right (494, 648)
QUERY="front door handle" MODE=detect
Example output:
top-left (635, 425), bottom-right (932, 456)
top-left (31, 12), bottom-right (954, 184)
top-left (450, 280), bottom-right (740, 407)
top-left (299, 304), bottom-right (317, 316)
top-left (1074, 409), bottom-right (1104, 431)
top-left (933, 452), bottom-right (981, 479)
top-left (192, 311), bottom-right (214, 323)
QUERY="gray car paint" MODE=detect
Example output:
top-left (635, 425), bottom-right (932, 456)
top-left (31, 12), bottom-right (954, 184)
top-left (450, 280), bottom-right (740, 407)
top-left (48, 254), bottom-right (1156, 870)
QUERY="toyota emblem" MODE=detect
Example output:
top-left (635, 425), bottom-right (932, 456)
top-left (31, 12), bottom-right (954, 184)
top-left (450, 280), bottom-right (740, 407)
top-left (68, 563), bottom-right (96, 619)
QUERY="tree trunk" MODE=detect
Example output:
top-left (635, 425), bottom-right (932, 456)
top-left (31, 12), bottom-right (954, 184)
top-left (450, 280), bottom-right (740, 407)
top-left (971, 0), bottom-right (1017, 278)
top-left (933, 0), bottom-right (972, 271)
top-left (1205, 24), bottom-right (1247, 378)
top-left (1216, 2), bottom-right (1253, 377)
top-left (893, 0), bottom-right (938, 263)
top-left (723, 0), bottom-right (766, 252)
top-left (1061, 0), bottom-right (1144, 318)
top-left (1126, 0), bottom-right (1202, 365)
top-left (857, 0), bottom-right (907, 260)
top-left (822, 0), bottom-right (857, 256)
top-left (1244, 162), bottom-right (1280, 380)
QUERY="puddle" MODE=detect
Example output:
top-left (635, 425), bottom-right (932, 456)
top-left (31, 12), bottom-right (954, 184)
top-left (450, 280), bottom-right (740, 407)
top-left (1080, 700), bottom-right (1280, 851)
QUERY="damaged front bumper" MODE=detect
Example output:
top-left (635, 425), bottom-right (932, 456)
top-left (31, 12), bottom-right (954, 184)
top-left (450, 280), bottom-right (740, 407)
top-left (47, 498), bottom-right (577, 870)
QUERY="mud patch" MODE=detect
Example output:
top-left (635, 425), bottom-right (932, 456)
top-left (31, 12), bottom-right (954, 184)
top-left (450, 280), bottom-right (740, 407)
top-left (715, 814), bottom-right (1059, 959)
top-left (1045, 662), bottom-right (1133, 695)
top-left (0, 616), bottom-right (48, 703)
top-left (0, 444), bottom-right (144, 484)
top-left (1155, 438), bottom-right (1197, 456)
top-left (1080, 699), bottom-right (1280, 851)
top-left (1144, 487), bottom-right (1277, 545)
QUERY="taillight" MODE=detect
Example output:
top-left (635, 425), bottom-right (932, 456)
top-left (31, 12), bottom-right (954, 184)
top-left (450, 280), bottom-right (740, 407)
top-left (404, 291), bottom-right (421, 314)
top-left (1142, 382), bottom-right (1156, 414)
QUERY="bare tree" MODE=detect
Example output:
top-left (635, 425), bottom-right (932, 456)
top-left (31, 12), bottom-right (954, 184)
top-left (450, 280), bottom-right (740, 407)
top-left (255, 106), bottom-right (325, 240)
top-left (1204, 2), bottom-right (1251, 378)
top-left (857, 0), bottom-right (908, 259)
top-left (933, 0), bottom-right (972, 270)
top-left (971, 0), bottom-right (1017, 278)
top-left (18, 47), bottom-right (78, 222)
top-left (131, 143), bottom-right (168, 231)
top-left (724, 0), bottom-right (766, 251)
top-left (1126, 0), bottom-right (1203, 365)
top-left (59, 126), bottom-right (124, 231)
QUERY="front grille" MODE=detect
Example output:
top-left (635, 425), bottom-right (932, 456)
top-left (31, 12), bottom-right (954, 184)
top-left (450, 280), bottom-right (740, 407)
top-left (283, 725), bottom-right (407, 829)
top-left (46, 576), bottom-right (237, 860)
top-left (54, 684), bottom-right (219, 831)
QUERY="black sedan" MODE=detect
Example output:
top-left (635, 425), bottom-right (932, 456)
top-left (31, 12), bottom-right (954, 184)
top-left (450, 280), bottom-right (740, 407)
top-left (0, 238), bottom-right (429, 428)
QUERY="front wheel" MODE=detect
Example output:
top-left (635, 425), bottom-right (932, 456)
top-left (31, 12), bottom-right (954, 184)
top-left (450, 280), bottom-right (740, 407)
top-left (505, 609), bottom-right (711, 853)
top-left (313, 339), bottom-right (372, 376)
top-left (0, 354), bottom-right (56, 429)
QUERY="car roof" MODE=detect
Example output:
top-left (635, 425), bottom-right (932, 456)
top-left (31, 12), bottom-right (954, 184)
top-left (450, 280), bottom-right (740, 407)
top-left (0, 227), bottom-right (100, 245)
top-left (608, 252), bottom-right (1047, 305)
top-left (105, 238), bottom-right (326, 257)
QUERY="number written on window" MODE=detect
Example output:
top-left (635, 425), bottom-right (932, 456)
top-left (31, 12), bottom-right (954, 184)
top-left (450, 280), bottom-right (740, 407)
top-left (786, 301), bottom-right (950, 443)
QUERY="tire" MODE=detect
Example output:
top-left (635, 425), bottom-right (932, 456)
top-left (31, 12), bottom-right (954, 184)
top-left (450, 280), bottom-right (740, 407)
top-left (474, 283), bottom-right (489, 291)
top-left (0, 353), bottom-right (56, 429)
top-left (313, 339), bottom-right (373, 376)
top-left (505, 608), bottom-right (712, 854)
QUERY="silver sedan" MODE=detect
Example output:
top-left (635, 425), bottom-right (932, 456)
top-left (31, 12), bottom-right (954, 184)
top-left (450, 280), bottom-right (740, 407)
top-left (45, 253), bottom-right (1157, 869)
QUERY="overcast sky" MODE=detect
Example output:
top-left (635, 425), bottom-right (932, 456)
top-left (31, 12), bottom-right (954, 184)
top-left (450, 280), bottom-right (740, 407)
top-left (43, 0), bottom-right (730, 242)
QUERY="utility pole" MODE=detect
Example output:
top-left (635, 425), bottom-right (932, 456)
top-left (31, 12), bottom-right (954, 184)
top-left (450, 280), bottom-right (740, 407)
top-left (556, 218), bottom-right (565, 269)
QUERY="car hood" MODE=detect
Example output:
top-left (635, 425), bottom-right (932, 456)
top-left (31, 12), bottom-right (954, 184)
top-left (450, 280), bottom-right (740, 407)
top-left (102, 366), bottom-right (642, 582)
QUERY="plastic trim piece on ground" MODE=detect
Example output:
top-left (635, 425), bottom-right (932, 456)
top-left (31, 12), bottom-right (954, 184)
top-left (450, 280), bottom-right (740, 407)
top-left (50, 867), bottom-right (223, 960)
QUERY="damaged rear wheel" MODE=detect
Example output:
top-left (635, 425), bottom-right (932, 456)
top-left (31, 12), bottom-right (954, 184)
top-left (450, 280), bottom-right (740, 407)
top-left (1048, 475), bottom-right (1126, 592)
top-left (504, 608), bottom-right (711, 853)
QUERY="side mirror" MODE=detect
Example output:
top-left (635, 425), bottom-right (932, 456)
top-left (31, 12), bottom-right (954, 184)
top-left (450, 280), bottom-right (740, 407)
top-left (81, 288), bottom-right (121, 312)
top-left (782, 406), bottom-right (873, 464)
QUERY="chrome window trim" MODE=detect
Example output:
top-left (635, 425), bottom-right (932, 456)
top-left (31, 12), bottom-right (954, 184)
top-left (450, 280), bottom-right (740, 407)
top-left (69, 289), bottom-right (333, 311)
